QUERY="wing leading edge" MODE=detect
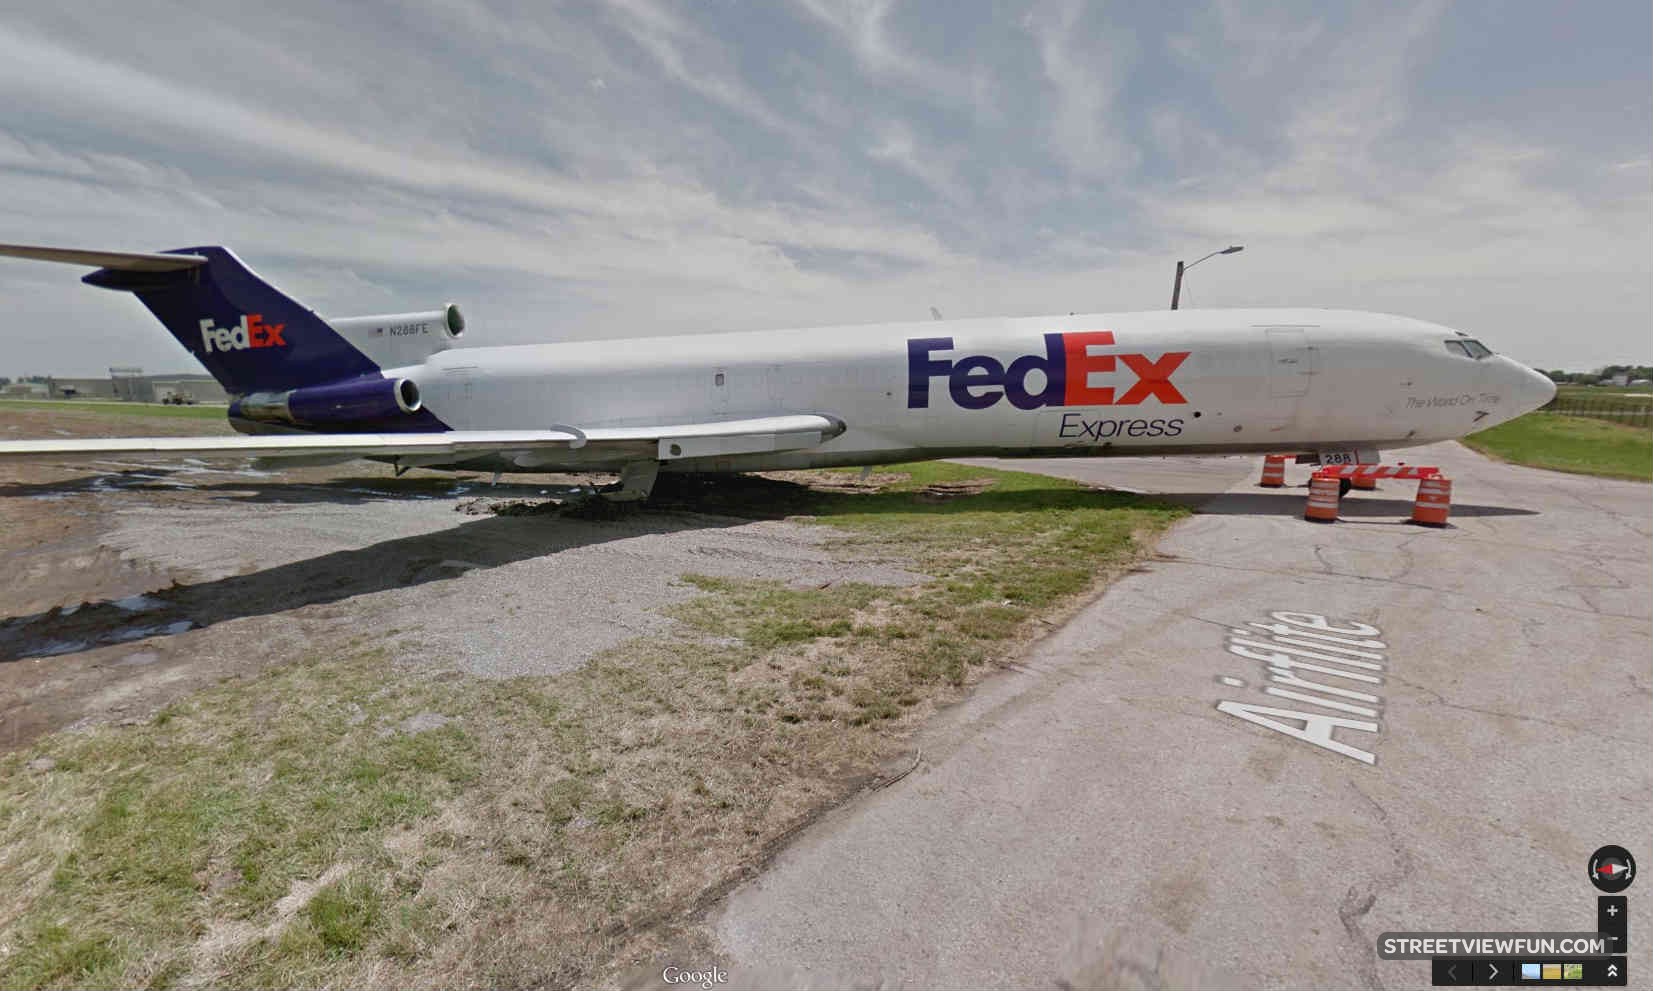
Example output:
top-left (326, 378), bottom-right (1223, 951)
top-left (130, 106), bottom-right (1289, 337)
top-left (0, 414), bottom-right (845, 469)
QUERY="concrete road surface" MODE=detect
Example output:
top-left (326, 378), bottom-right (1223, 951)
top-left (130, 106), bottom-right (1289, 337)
top-left (709, 444), bottom-right (1652, 989)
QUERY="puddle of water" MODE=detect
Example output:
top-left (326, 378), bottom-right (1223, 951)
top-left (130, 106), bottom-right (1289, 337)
top-left (112, 594), bottom-right (163, 613)
top-left (108, 619), bottom-right (195, 643)
top-left (15, 620), bottom-right (193, 658)
top-left (21, 639), bottom-right (92, 658)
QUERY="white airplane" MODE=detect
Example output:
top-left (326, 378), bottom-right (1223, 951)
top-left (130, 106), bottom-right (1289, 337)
top-left (0, 243), bottom-right (1556, 500)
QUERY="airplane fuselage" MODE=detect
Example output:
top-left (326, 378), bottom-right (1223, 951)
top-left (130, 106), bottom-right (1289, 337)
top-left (359, 307), bottom-right (1555, 474)
top-left (0, 244), bottom-right (1560, 496)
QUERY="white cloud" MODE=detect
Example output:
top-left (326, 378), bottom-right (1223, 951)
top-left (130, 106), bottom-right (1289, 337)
top-left (790, 0), bottom-right (979, 109)
top-left (865, 120), bottom-right (970, 205)
top-left (0, 1), bottom-right (1646, 377)
top-left (1022, 0), bottom-right (1141, 182)
top-left (600, 0), bottom-right (808, 141)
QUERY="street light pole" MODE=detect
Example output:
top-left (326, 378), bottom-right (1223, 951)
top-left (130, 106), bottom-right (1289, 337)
top-left (1170, 245), bottom-right (1243, 310)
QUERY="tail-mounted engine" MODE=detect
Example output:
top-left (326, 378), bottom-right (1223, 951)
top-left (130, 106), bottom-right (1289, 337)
top-left (328, 303), bottom-right (465, 368)
top-left (232, 376), bottom-right (423, 426)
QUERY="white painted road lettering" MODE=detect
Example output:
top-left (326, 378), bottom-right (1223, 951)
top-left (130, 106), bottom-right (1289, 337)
top-left (1216, 611), bottom-right (1390, 765)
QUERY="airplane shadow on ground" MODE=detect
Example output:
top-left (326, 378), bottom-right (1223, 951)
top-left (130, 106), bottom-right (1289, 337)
top-left (0, 498), bottom-right (750, 662)
top-left (0, 469), bottom-right (575, 505)
top-left (1177, 489), bottom-right (1541, 519)
top-left (0, 473), bottom-right (1540, 661)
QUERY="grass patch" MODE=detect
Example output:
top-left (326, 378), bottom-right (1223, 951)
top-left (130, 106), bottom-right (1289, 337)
top-left (0, 398), bottom-right (226, 420)
top-left (0, 460), bottom-right (1186, 988)
top-left (1462, 413), bottom-right (1651, 481)
top-left (0, 651), bottom-right (478, 988)
top-left (302, 875), bottom-right (384, 955)
top-left (676, 576), bottom-right (880, 649)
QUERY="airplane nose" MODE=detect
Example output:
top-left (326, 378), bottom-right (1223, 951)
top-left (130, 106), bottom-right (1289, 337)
top-left (1508, 361), bottom-right (1556, 415)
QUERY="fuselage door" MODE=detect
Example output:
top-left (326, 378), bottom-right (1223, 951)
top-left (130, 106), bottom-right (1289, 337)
top-left (1264, 328), bottom-right (1312, 398)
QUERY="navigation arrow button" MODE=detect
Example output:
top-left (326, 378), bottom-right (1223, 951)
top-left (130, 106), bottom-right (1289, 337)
top-left (1432, 958), bottom-right (1474, 986)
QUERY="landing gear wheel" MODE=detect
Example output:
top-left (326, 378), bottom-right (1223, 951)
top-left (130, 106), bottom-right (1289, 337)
top-left (1338, 478), bottom-right (1353, 497)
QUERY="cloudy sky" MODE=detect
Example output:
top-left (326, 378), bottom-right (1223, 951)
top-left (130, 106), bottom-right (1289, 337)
top-left (1, 0), bottom-right (1647, 377)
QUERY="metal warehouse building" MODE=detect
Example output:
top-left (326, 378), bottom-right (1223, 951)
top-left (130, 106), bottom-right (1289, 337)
top-left (42, 369), bottom-right (228, 404)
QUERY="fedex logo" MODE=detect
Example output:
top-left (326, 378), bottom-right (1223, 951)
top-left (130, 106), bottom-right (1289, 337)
top-left (199, 314), bottom-right (287, 354)
top-left (907, 332), bottom-right (1190, 410)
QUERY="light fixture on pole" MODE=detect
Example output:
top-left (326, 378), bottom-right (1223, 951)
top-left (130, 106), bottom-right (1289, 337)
top-left (1170, 245), bottom-right (1243, 310)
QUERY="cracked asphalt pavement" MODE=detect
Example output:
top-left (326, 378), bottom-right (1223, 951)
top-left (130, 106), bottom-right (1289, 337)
top-left (708, 444), bottom-right (1652, 989)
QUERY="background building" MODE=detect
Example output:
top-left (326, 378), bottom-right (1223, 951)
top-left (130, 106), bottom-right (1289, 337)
top-left (32, 369), bottom-right (228, 404)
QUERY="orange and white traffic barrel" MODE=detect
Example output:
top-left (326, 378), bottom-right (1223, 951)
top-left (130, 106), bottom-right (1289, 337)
top-left (1411, 476), bottom-right (1452, 527)
top-left (1259, 454), bottom-right (1288, 488)
top-left (1304, 474), bottom-right (1341, 522)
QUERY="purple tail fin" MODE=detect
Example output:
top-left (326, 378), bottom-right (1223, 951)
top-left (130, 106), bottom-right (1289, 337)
top-left (84, 246), bottom-right (380, 395)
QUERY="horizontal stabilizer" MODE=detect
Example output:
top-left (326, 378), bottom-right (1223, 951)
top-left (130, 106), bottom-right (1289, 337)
top-left (0, 414), bottom-right (845, 469)
top-left (0, 242), bottom-right (207, 271)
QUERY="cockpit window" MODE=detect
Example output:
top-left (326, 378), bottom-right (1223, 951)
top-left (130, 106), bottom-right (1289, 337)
top-left (1443, 340), bottom-right (1471, 357)
top-left (1461, 339), bottom-right (1492, 358)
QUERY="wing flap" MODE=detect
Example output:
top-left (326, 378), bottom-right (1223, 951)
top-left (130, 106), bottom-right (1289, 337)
top-left (580, 416), bottom-right (840, 443)
top-left (655, 429), bottom-right (827, 460)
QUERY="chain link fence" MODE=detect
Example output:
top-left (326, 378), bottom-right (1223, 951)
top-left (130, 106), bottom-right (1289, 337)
top-left (1540, 393), bottom-right (1653, 428)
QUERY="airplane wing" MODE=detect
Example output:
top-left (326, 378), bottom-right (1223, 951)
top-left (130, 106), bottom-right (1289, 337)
top-left (0, 414), bottom-right (844, 469)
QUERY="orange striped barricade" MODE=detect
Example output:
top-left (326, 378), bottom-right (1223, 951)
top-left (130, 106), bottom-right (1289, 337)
top-left (1304, 474), bottom-right (1341, 522)
top-left (1411, 475), bottom-right (1453, 527)
top-left (1314, 465), bottom-right (1441, 484)
top-left (1349, 469), bottom-right (1378, 490)
top-left (1258, 454), bottom-right (1288, 488)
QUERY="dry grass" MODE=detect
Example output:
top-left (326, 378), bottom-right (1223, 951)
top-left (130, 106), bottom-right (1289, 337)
top-left (0, 461), bottom-right (1186, 989)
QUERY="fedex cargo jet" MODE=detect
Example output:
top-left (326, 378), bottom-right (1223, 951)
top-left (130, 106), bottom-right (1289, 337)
top-left (0, 243), bottom-right (1556, 500)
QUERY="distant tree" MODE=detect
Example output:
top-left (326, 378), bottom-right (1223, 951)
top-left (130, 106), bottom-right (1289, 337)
top-left (0, 376), bottom-right (9, 387)
top-left (1544, 367), bottom-right (1653, 385)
